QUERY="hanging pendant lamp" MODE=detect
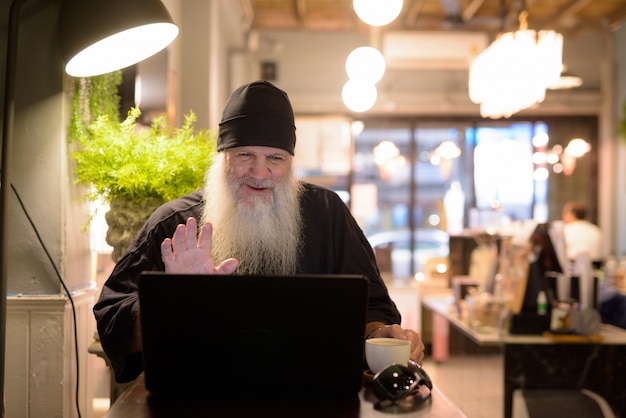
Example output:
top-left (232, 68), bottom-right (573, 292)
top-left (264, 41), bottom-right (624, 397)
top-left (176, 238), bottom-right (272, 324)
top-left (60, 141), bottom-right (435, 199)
top-left (58, 0), bottom-right (179, 77)
top-left (1, 1), bottom-right (178, 413)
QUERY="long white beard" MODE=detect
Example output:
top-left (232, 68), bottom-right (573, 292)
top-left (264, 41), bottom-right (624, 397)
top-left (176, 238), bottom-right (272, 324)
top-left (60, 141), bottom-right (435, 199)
top-left (201, 154), bottom-right (303, 275)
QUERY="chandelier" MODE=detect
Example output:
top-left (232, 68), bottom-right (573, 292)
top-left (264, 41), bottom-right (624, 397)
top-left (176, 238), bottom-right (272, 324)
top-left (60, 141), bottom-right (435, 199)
top-left (469, 11), bottom-right (563, 119)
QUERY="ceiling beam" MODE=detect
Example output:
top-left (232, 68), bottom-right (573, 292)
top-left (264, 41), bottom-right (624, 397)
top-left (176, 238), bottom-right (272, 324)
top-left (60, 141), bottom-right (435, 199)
top-left (239, 0), bottom-right (254, 33)
top-left (462, 0), bottom-right (486, 22)
top-left (404, 0), bottom-right (426, 27)
top-left (609, 4), bottom-right (626, 30)
top-left (440, 0), bottom-right (461, 18)
top-left (544, 0), bottom-right (593, 29)
top-left (295, 0), bottom-right (306, 27)
top-left (249, 0), bottom-right (626, 33)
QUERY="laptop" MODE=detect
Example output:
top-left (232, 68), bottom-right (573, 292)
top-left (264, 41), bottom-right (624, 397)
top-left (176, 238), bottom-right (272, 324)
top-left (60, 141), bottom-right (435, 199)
top-left (138, 272), bottom-right (369, 399)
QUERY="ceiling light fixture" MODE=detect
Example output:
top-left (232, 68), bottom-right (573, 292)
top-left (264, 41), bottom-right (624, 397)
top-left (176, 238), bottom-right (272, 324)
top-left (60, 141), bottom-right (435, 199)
top-left (547, 66), bottom-right (583, 90)
top-left (342, 80), bottom-right (378, 112)
top-left (532, 136), bottom-right (591, 176)
top-left (468, 11), bottom-right (563, 119)
top-left (344, 0), bottom-right (401, 112)
top-left (59, 0), bottom-right (179, 77)
top-left (342, 46), bottom-right (385, 112)
top-left (345, 46), bottom-right (386, 84)
top-left (353, 0), bottom-right (403, 26)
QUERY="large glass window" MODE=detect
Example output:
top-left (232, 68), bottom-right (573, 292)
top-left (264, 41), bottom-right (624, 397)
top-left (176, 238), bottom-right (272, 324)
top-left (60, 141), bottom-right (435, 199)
top-left (471, 122), bottom-right (535, 226)
top-left (345, 117), bottom-right (597, 281)
top-left (292, 115), bottom-right (597, 281)
top-left (351, 121), bottom-right (469, 278)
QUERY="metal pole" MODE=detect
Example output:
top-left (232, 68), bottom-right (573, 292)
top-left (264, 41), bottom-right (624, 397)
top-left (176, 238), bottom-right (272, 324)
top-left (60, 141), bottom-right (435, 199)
top-left (1, 0), bottom-right (29, 415)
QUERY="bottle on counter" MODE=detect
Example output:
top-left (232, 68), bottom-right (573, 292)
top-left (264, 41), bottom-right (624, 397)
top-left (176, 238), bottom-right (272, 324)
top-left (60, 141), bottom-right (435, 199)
top-left (537, 290), bottom-right (548, 315)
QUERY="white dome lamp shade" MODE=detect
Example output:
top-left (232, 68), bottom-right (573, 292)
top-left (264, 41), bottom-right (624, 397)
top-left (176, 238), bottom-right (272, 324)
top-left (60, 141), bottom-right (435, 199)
top-left (342, 80), bottom-right (377, 112)
top-left (58, 0), bottom-right (179, 77)
top-left (346, 46), bottom-right (386, 84)
top-left (353, 0), bottom-right (403, 26)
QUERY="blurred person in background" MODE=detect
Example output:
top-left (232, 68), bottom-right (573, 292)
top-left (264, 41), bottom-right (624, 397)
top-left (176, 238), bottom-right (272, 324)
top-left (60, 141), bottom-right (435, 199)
top-left (561, 200), bottom-right (626, 329)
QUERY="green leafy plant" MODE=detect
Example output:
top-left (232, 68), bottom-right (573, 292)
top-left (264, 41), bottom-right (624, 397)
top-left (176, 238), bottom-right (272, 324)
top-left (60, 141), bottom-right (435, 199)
top-left (69, 73), bottom-right (216, 205)
top-left (69, 72), bottom-right (217, 260)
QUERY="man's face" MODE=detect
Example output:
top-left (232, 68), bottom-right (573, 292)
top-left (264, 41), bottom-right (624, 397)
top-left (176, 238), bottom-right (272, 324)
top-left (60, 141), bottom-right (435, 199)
top-left (223, 145), bottom-right (293, 207)
top-left (563, 204), bottom-right (574, 223)
top-left (205, 145), bottom-right (301, 275)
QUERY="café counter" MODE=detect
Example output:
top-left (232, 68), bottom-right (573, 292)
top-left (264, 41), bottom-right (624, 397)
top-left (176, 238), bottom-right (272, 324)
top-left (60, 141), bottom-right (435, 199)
top-left (423, 295), bottom-right (626, 418)
top-left (103, 374), bottom-right (467, 418)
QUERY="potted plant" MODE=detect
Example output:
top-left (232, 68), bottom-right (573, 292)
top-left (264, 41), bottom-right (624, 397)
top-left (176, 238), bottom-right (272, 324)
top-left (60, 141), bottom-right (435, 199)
top-left (69, 72), bottom-right (217, 261)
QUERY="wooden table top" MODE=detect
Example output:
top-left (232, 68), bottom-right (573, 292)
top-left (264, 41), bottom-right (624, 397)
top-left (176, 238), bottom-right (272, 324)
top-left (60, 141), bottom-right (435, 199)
top-left (104, 374), bottom-right (467, 418)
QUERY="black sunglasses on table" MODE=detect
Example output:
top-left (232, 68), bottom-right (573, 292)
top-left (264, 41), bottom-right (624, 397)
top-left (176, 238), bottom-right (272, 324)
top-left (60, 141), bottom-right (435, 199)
top-left (365, 360), bottom-right (433, 413)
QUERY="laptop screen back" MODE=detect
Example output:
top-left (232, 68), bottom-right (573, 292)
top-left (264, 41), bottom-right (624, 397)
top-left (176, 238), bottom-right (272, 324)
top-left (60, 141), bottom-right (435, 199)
top-left (138, 272), bottom-right (369, 398)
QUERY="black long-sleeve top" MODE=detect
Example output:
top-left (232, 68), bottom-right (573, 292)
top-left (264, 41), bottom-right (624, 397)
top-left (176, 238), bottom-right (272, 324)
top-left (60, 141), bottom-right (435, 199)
top-left (94, 182), bottom-right (401, 382)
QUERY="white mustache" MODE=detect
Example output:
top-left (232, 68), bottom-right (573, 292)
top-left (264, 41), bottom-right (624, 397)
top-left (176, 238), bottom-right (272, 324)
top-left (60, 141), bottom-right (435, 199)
top-left (241, 177), bottom-right (276, 189)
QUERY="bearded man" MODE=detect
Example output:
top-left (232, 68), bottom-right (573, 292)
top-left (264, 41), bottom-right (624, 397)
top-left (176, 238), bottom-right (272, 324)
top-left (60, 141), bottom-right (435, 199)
top-left (94, 80), bottom-right (425, 384)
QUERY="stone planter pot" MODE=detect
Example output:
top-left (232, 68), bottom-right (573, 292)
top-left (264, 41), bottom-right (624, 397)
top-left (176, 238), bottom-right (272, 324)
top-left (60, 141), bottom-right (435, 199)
top-left (105, 197), bottom-right (165, 262)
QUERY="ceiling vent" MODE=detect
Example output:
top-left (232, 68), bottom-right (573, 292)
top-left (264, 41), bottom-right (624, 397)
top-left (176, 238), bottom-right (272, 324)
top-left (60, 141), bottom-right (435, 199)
top-left (382, 31), bottom-right (489, 70)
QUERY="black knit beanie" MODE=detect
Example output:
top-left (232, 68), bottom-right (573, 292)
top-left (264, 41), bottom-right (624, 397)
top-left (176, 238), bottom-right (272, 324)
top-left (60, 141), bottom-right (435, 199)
top-left (217, 80), bottom-right (296, 155)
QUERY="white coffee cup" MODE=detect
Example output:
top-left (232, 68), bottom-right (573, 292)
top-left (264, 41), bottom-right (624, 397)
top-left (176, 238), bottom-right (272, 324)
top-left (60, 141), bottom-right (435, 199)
top-left (365, 337), bottom-right (411, 375)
